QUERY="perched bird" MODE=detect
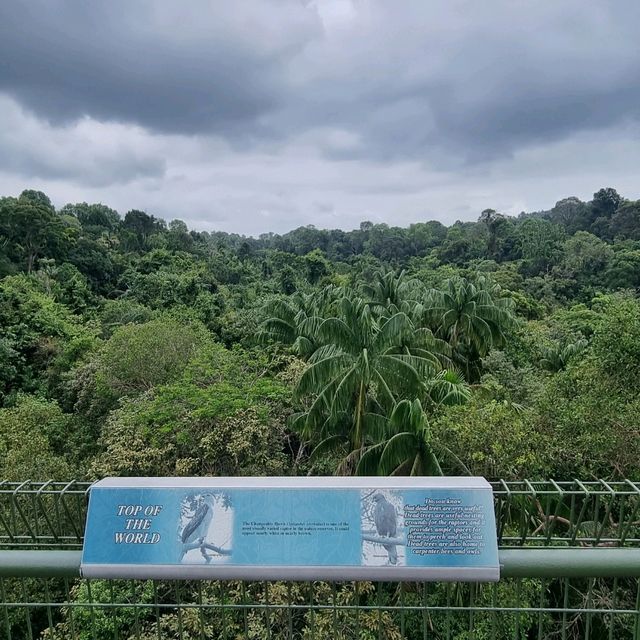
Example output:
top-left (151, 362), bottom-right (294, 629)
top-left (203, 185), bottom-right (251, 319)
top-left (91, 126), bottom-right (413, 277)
top-left (181, 493), bottom-right (216, 546)
top-left (373, 494), bottom-right (398, 565)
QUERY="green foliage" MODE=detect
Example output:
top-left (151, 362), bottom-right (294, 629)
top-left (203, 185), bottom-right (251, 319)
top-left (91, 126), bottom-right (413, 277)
top-left (0, 395), bottom-right (71, 479)
top-left (609, 200), bottom-right (640, 240)
top-left (34, 259), bottom-right (96, 312)
top-left (1, 190), bottom-right (72, 272)
top-left (539, 338), bottom-right (587, 372)
top-left (431, 397), bottom-right (554, 479)
top-left (44, 581), bottom-right (407, 640)
top-left (304, 248), bottom-right (330, 284)
top-left (295, 295), bottom-right (448, 463)
top-left (426, 276), bottom-right (516, 380)
top-left (0, 274), bottom-right (89, 402)
top-left (592, 186), bottom-right (623, 219)
top-left (2, 185), bottom-right (640, 488)
top-left (357, 399), bottom-right (448, 476)
top-left (517, 218), bottom-right (565, 275)
top-left (530, 294), bottom-right (640, 477)
top-left (91, 342), bottom-right (290, 477)
top-left (44, 580), bottom-right (156, 640)
top-left (98, 298), bottom-right (156, 337)
top-left (590, 294), bottom-right (640, 379)
top-left (96, 318), bottom-right (206, 395)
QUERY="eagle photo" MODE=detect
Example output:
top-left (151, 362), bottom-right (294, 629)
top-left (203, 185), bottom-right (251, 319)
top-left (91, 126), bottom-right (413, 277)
top-left (361, 490), bottom-right (405, 566)
top-left (179, 492), bottom-right (233, 564)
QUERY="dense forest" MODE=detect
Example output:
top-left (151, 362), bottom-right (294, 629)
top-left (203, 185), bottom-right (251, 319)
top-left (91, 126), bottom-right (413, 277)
top-left (1, 186), bottom-right (639, 483)
top-left (2, 187), bottom-right (640, 639)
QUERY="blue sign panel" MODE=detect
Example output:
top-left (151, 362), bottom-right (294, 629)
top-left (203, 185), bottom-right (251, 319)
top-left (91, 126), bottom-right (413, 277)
top-left (81, 477), bottom-right (499, 581)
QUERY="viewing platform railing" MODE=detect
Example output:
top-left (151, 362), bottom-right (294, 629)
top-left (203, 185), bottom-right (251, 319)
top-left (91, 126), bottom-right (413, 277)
top-left (1, 480), bottom-right (639, 639)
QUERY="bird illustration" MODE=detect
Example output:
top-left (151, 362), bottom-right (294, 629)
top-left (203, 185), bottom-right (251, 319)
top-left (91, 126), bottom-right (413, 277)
top-left (373, 493), bottom-right (398, 565)
top-left (181, 493), bottom-right (216, 548)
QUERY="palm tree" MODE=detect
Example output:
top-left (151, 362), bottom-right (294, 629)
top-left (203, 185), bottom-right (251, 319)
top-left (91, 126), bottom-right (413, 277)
top-left (362, 269), bottom-right (423, 309)
top-left (424, 276), bottom-right (515, 380)
top-left (258, 287), bottom-right (340, 359)
top-left (426, 369), bottom-right (472, 408)
top-left (540, 338), bottom-right (588, 372)
top-left (294, 295), bottom-right (448, 470)
top-left (356, 395), bottom-right (470, 476)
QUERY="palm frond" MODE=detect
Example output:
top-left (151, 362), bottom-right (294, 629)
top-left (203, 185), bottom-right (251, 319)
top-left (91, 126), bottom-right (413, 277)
top-left (309, 434), bottom-right (349, 462)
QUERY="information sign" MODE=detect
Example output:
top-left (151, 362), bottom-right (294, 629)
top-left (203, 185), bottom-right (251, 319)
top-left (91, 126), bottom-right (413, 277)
top-left (81, 477), bottom-right (499, 581)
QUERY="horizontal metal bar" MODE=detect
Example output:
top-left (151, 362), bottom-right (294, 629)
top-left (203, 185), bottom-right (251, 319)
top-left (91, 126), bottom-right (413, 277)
top-left (2, 548), bottom-right (640, 580)
top-left (499, 548), bottom-right (640, 578)
top-left (0, 550), bottom-right (82, 578)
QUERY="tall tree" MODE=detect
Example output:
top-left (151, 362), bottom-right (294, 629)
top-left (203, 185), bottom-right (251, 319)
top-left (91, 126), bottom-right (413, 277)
top-left (259, 289), bottom-right (338, 359)
top-left (357, 376), bottom-right (470, 476)
top-left (592, 187), bottom-right (623, 219)
top-left (478, 209), bottom-right (509, 259)
top-left (517, 218), bottom-right (565, 275)
top-left (425, 276), bottom-right (515, 380)
top-left (5, 191), bottom-right (69, 272)
top-left (295, 295), bottom-right (446, 465)
top-left (361, 269), bottom-right (422, 309)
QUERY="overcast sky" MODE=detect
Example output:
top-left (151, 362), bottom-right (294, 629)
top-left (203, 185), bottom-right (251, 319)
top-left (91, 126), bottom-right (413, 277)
top-left (1, 1), bottom-right (639, 235)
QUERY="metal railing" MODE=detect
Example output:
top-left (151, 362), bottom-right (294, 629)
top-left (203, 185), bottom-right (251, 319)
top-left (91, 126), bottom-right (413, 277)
top-left (1, 480), bottom-right (639, 639)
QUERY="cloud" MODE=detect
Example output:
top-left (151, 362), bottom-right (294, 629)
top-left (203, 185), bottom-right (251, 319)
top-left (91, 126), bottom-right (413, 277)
top-left (283, 1), bottom-right (640, 163)
top-left (0, 1), bottom-right (639, 234)
top-left (0, 1), bottom-right (320, 136)
top-left (3, 1), bottom-right (640, 161)
top-left (2, 114), bottom-right (639, 236)
top-left (0, 96), bottom-right (165, 186)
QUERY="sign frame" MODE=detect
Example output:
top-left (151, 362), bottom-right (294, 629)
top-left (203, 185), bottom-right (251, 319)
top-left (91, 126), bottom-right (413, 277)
top-left (81, 476), bottom-right (499, 582)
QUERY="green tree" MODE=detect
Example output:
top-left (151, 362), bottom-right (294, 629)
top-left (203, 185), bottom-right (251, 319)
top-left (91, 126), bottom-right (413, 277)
top-left (259, 290), bottom-right (338, 359)
top-left (94, 318), bottom-right (206, 395)
top-left (60, 202), bottom-right (120, 235)
top-left (609, 200), bottom-right (640, 240)
top-left (361, 269), bottom-right (422, 309)
top-left (304, 249), bottom-right (330, 284)
top-left (91, 343), bottom-right (289, 477)
top-left (0, 274), bottom-right (88, 401)
top-left (68, 318), bottom-right (207, 421)
top-left (605, 246), bottom-right (640, 289)
top-left (357, 388), bottom-right (469, 477)
top-left (279, 264), bottom-right (298, 294)
top-left (539, 338), bottom-right (588, 372)
top-left (426, 276), bottom-right (516, 380)
top-left (295, 295), bottom-right (446, 466)
top-left (517, 218), bottom-right (565, 275)
top-left (432, 396), bottom-right (553, 478)
top-left (4, 191), bottom-right (71, 272)
top-left (120, 209), bottom-right (166, 252)
top-left (167, 219), bottom-right (194, 252)
top-left (592, 187), bottom-right (623, 219)
top-left (478, 209), bottom-right (510, 259)
top-left (550, 196), bottom-right (590, 232)
top-left (0, 395), bottom-right (71, 480)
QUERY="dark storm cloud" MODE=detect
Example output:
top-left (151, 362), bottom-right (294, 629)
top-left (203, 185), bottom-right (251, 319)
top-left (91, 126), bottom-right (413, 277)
top-left (282, 2), bottom-right (640, 164)
top-left (1, 1), bottom-right (640, 164)
top-left (0, 1), bottom-right (320, 136)
top-left (1, 0), bottom-right (640, 234)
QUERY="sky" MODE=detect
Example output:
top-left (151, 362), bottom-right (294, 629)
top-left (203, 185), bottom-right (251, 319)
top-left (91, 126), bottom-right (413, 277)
top-left (1, 1), bottom-right (639, 236)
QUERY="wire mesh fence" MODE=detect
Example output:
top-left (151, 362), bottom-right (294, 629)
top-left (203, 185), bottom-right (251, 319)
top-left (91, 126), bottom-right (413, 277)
top-left (2, 575), bottom-right (640, 640)
top-left (1, 480), bottom-right (639, 639)
top-left (0, 481), bottom-right (86, 551)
